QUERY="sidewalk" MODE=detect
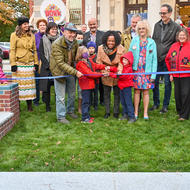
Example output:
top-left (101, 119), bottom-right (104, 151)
top-left (0, 172), bottom-right (190, 190)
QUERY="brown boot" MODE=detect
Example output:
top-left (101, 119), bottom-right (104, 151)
top-left (78, 98), bottom-right (82, 114)
top-left (26, 100), bottom-right (33, 112)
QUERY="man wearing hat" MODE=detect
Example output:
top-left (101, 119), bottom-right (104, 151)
top-left (50, 22), bottom-right (83, 124)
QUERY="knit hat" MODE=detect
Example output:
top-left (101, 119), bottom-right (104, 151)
top-left (87, 41), bottom-right (96, 49)
top-left (18, 16), bottom-right (29, 26)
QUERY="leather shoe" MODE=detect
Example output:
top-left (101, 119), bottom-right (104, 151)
top-left (58, 117), bottom-right (70, 124)
top-left (119, 114), bottom-right (128, 120)
top-left (67, 112), bottom-right (78, 119)
top-left (149, 105), bottom-right (159, 111)
top-left (160, 107), bottom-right (168, 114)
top-left (104, 113), bottom-right (110, 119)
top-left (113, 113), bottom-right (119, 118)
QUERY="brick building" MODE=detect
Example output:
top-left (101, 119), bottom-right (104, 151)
top-left (29, 0), bottom-right (190, 31)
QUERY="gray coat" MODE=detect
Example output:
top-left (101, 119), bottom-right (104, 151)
top-left (152, 19), bottom-right (181, 63)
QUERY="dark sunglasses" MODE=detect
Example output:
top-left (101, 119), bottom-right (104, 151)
top-left (159, 12), bottom-right (168, 15)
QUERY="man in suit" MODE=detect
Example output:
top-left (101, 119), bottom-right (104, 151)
top-left (150, 4), bottom-right (181, 113)
top-left (83, 18), bottom-right (105, 106)
top-left (83, 18), bottom-right (104, 48)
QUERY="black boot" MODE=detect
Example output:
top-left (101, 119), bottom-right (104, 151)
top-left (26, 100), bottom-right (33, 112)
top-left (46, 104), bottom-right (51, 112)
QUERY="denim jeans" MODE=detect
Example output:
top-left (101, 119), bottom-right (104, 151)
top-left (54, 76), bottom-right (76, 119)
top-left (120, 87), bottom-right (135, 119)
top-left (82, 89), bottom-right (91, 121)
top-left (153, 61), bottom-right (172, 108)
top-left (33, 71), bottom-right (40, 104)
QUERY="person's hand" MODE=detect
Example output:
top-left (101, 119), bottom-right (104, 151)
top-left (170, 75), bottom-right (173, 82)
top-left (11, 65), bottom-right (17, 72)
top-left (102, 71), bottom-right (109, 77)
top-left (105, 66), bottom-right (110, 71)
top-left (150, 79), bottom-right (155, 83)
top-left (76, 71), bottom-right (83, 78)
top-left (117, 71), bottom-right (122, 75)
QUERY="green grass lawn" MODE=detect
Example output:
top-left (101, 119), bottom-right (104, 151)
top-left (0, 84), bottom-right (190, 172)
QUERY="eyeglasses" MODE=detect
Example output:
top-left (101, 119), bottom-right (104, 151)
top-left (159, 12), bottom-right (168, 15)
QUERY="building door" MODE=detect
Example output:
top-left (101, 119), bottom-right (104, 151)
top-left (124, 0), bottom-right (148, 27)
top-left (176, 0), bottom-right (190, 26)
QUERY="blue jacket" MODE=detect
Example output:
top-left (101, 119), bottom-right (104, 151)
top-left (129, 36), bottom-right (157, 79)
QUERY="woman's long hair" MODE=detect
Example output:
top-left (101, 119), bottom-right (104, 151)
top-left (15, 25), bottom-right (31, 38)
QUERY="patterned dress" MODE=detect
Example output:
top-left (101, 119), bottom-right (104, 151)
top-left (133, 40), bottom-right (154, 89)
top-left (12, 62), bottom-right (36, 100)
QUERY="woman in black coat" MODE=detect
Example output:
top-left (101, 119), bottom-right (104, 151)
top-left (39, 22), bottom-right (59, 111)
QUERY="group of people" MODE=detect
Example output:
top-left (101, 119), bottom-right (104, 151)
top-left (4, 3), bottom-right (189, 124)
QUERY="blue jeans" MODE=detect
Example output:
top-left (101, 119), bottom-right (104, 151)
top-left (82, 89), bottom-right (91, 121)
top-left (54, 76), bottom-right (76, 119)
top-left (120, 87), bottom-right (135, 119)
top-left (153, 61), bottom-right (171, 108)
top-left (33, 71), bottom-right (40, 104)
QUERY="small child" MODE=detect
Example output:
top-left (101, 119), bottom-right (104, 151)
top-left (76, 31), bottom-right (84, 46)
top-left (76, 46), bottom-right (107, 123)
top-left (87, 41), bottom-right (99, 110)
top-left (108, 51), bottom-right (136, 123)
top-left (0, 65), bottom-right (8, 84)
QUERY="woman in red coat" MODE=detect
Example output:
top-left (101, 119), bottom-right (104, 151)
top-left (165, 28), bottom-right (190, 120)
top-left (76, 46), bottom-right (107, 123)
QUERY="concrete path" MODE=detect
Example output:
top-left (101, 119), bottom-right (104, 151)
top-left (0, 172), bottom-right (190, 190)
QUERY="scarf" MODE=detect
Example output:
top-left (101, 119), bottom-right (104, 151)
top-left (42, 34), bottom-right (59, 62)
top-left (65, 38), bottom-right (75, 50)
top-left (103, 45), bottom-right (117, 55)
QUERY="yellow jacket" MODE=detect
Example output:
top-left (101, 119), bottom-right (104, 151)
top-left (10, 32), bottom-right (38, 66)
top-left (121, 26), bottom-right (132, 52)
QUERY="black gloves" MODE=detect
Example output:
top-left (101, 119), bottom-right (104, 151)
top-left (11, 65), bottom-right (17, 72)
top-left (34, 64), bottom-right (39, 71)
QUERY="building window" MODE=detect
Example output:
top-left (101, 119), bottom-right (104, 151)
top-left (69, 0), bottom-right (82, 25)
top-left (128, 0), bottom-right (136, 4)
top-left (138, 0), bottom-right (146, 4)
top-left (125, 0), bottom-right (147, 27)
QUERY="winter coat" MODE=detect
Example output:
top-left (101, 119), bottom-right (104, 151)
top-left (96, 44), bottom-right (126, 86)
top-left (129, 36), bottom-right (158, 80)
top-left (50, 36), bottom-right (79, 83)
top-left (76, 59), bottom-right (105, 90)
top-left (0, 67), bottom-right (7, 83)
top-left (152, 19), bottom-right (181, 62)
top-left (39, 36), bottom-right (54, 92)
top-left (109, 51), bottom-right (134, 90)
top-left (121, 26), bottom-right (132, 52)
top-left (165, 41), bottom-right (190, 78)
top-left (35, 32), bottom-right (44, 60)
top-left (10, 32), bottom-right (38, 66)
